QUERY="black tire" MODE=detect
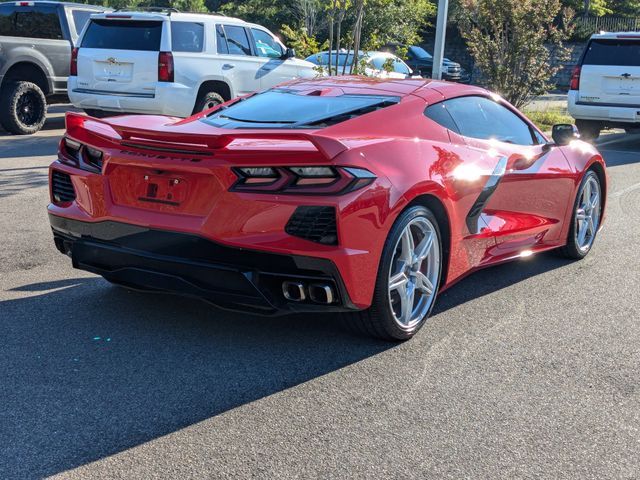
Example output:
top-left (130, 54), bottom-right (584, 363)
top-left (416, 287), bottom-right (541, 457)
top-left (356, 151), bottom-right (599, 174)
top-left (559, 170), bottom-right (602, 259)
top-left (193, 91), bottom-right (224, 114)
top-left (0, 81), bottom-right (47, 135)
top-left (575, 119), bottom-right (601, 142)
top-left (344, 205), bottom-right (443, 341)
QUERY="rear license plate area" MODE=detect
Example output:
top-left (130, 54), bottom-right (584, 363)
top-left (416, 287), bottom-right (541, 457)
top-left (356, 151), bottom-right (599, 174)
top-left (138, 174), bottom-right (188, 206)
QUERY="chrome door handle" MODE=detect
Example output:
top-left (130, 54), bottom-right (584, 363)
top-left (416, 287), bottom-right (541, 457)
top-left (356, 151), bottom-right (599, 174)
top-left (222, 63), bottom-right (235, 70)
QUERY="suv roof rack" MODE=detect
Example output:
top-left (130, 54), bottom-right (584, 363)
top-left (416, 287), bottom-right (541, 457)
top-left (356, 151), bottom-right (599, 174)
top-left (114, 6), bottom-right (179, 14)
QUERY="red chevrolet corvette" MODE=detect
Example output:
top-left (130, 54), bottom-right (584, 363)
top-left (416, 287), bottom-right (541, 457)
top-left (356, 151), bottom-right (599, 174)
top-left (48, 77), bottom-right (606, 340)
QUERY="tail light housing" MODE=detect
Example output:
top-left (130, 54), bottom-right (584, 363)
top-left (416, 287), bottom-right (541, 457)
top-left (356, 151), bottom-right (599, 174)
top-left (58, 137), bottom-right (103, 173)
top-left (70, 47), bottom-right (78, 76)
top-left (231, 166), bottom-right (375, 195)
top-left (158, 51), bottom-right (174, 82)
top-left (569, 65), bottom-right (581, 90)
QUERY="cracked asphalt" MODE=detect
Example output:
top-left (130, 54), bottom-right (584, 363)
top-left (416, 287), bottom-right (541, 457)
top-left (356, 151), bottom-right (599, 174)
top-left (1, 107), bottom-right (639, 479)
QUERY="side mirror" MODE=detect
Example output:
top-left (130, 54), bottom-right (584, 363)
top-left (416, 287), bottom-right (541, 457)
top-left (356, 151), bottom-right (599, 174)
top-left (552, 123), bottom-right (579, 146)
top-left (282, 47), bottom-right (295, 59)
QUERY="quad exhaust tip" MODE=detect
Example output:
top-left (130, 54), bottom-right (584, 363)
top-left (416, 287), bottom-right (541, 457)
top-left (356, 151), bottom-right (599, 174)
top-left (309, 283), bottom-right (334, 304)
top-left (282, 281), bottom-right (335, 304)
top-left (282, 281), bottom-right (306, 302)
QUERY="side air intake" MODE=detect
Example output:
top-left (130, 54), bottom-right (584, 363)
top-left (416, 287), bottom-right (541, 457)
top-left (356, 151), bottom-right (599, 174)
top-left (51, 170), bottom-right (76, 204)
top-left (285, 206), bottom-right (338, 245)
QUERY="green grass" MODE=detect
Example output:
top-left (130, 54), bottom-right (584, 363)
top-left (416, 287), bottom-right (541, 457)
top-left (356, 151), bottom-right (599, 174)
top-left (522, 108), bottom-right (573, 134)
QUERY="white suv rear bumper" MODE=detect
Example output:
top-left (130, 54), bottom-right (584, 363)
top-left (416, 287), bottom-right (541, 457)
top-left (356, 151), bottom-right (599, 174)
top-left (568, 90), bottom-right (640, 124)
top-left (68, 77), bottom-right (196, 117)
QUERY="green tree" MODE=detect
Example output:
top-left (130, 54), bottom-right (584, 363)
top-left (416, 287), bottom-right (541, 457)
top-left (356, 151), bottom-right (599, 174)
top-left (458, 0), bottom-right (574, 108)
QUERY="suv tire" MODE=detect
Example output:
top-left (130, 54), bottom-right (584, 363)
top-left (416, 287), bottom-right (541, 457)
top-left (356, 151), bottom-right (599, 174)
top-left (194, 91), bottom-right (224, 113)
top-left (575, 119), bottom-right (601, 142)
top-left (0, 81), bottom-right (47, 135)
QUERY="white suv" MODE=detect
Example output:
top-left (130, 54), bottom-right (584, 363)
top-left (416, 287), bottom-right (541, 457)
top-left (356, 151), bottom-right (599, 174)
top-left (568, 32), bottom-right (640, 139)
top-left (68, 10), bottom-right (318, 117)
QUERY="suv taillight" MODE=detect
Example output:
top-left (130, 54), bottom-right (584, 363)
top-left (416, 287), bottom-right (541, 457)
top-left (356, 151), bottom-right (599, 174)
top-left (70, 47), bottom-right (78, 76)
top-left (158, 51), bottom-right (174, 82)
top-left (569, 65), bottom-right (581, 90)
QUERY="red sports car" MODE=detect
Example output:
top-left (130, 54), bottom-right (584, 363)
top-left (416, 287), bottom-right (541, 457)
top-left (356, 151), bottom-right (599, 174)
top-left (48, 77), bottom-right (606, 340)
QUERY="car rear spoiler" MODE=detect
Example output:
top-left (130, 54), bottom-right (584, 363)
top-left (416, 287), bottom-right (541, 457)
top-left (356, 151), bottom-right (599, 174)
top-left (65, 112), bottom-right (349, 160)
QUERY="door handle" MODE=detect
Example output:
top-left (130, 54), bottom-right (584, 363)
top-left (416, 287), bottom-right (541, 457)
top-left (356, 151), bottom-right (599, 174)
top-left (222, 63), bottom-right (235, 70)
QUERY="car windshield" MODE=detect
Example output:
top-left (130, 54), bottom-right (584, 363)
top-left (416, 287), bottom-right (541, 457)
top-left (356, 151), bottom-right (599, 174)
top-left (202, 89), bottom-right (399, 129)
top-left (410, 46), bottom-right (432, 59)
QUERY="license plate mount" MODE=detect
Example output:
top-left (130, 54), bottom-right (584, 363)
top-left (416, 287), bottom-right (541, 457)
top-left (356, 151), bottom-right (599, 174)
top-left (138, 174), bottom-right (188, 206)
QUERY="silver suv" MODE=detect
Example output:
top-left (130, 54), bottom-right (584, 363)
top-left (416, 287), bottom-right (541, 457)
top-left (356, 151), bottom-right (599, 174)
top-left (0, 1), bottom-right (104, 134)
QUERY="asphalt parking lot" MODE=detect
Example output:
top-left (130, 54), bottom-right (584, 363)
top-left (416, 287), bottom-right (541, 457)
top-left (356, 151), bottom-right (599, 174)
top-left (1, 106), bottom-right (639, 479)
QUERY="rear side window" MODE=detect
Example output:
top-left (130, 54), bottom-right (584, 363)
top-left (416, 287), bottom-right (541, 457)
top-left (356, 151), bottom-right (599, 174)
top-left (223, 25), bottom-right (251, 56)
top-left (435, 96), bottom-right (535, 146)
top-left (0, 5), bottom-right (63, 39)
top-left (81, 19), bottom-right (162, 51)
top-left (71, 10), bottom-right (94, 35)
top-left (424, 103), bottom-right (460, 133)
top-left (171, 22), bottom-right (204, 52)
top-left (582, 39), bottom-right (640, 67)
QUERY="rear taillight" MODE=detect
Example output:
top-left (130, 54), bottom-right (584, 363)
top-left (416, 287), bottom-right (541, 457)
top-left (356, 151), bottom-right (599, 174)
top-left (70, 47), bottom-right (78, 76)
top-left (231, 166), bottom-right (376, 195)
top-left (569, 65), bottom-right (581, 90)
top-left (59, 136), bottom-right (103, 173)
top-left (158, 51), bottom-right (174, 82)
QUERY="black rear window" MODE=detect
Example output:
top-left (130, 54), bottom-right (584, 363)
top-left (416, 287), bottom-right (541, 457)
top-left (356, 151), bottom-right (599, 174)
top-left (203, 89), bottom-right (399, 129)
top-left (0, 4), bottom-right (63, 39)
top-left (582, 39), bottom-right (640, 66)
top-left (81, 19), bottom-right (162, 51)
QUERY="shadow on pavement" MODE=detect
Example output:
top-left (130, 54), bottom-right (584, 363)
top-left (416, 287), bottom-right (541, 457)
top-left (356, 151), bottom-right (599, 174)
top-left (0, 277), bottom-right (392, 479)
top-left (597, 134), bottom-right (640, 167)
top-left (433, 251), bottom-right (572, 316)
top-left (0, 166), bottom-right (49, 198)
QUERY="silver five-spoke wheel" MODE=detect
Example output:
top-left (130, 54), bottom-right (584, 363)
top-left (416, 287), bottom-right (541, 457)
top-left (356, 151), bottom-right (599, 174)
top-left (575, 174), bottom-right (601, 253)
top-left (388, 217), bottom-right (440, 329)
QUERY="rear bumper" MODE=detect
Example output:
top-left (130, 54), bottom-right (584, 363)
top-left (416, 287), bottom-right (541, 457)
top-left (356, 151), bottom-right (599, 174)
top-left (68, 77), bottom-right (196, 117)
top-left (49, 214), bottom-right (359, 315)
top-left (568, 90), bottom-right (640, 124)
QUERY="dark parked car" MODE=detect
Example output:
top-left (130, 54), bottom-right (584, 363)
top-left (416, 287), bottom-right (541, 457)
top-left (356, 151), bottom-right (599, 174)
top-left (0, 1), bottom-right (104, 134)
top-left (400, 46), bottom-right (471, 83)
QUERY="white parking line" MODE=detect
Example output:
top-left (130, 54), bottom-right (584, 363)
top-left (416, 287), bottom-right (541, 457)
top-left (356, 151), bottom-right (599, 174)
top-left (612, 182), bottom-right (640, 197)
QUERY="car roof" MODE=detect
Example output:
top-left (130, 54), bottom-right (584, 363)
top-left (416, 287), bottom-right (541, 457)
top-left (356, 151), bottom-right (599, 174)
top-left (281, 75), bottom-right (485, 98)
top-left (0, 0), bottom-right (104, 8)
top-left (590, 31), bottom-right (640, 40)
top-left (89, 10), bottom-right (246, 23)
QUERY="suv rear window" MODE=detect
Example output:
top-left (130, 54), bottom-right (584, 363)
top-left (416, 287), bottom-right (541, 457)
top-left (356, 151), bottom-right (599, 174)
top-left (203, 89), bottom-right (399, 129)
top-left (0, 4), bottom-right (63, 39)
top-left (81, 19), bottom-right (162, 51)
top-left (583, 39), bottom-right (640, 67)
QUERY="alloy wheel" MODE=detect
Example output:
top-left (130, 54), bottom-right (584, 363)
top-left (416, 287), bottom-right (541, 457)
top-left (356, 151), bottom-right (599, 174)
top-left (388, 217), bottom-right (440, 328)
top-left (16, 90), bottom-right (43, 127)
top-left (575, 175), bottom-right (601, 253)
